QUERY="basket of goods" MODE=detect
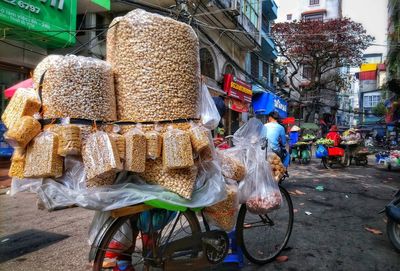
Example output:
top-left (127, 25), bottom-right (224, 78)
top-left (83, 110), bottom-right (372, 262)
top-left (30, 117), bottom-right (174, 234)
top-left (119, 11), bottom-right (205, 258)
top-left (315, 138), bottom-right (335, 147)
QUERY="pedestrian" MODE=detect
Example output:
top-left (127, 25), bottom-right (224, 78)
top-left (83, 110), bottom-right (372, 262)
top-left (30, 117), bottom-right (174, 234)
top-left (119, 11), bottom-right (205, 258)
top-left (264, 111), bottom-right (290, 166)
top-left (326, 125), bottom-right (341, 147)
top-left (289, 125), bottom-right (301, 161)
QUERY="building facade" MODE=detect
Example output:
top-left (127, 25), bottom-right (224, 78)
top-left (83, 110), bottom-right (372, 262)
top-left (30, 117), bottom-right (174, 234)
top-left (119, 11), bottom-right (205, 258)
top-left (0, 0), bottom-right (279, 135)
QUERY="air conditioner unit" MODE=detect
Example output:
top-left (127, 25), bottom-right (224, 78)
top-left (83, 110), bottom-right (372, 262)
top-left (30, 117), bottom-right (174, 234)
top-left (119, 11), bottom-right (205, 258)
top-left (229, 0), bottom-right (241, 16)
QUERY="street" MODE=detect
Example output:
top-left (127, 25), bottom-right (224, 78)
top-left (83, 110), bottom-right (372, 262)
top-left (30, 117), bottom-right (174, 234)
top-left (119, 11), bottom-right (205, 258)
top-left (0, 158), bottom-right (399, 271)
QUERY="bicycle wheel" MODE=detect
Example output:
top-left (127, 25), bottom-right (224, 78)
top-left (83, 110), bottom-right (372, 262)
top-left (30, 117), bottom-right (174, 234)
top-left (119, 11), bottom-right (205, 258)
top-left (322, 157), bottom-right (331, 169)
top-left (92, 210), bottom-right (201, 271)
top-left (236, 186), bottom-right (294, 265)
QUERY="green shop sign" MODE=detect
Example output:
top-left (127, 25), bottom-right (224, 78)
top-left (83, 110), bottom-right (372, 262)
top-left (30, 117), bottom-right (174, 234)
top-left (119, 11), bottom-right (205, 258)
top-left (0, 0), bottom-right (77, 48)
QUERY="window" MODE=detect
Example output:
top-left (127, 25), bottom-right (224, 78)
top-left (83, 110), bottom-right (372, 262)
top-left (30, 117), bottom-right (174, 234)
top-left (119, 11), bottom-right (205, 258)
top-left (363, 94), bottom-right (381, 108)
top-left (286, 14), bottom-right (292, 20)
top-left (250, 53), bottom-right (259, 78)
top-left (262, 62), bottom-right (269, 81)
top-left (303, 66), bottom-right (313, 80)
top-left (225, 64), bottom-right (236, 76)
top-left (243, 0), bottom-right (260, 29)
top-left (310, 0), bottom-right (320, 5)
top-left (303, 13), bottom-right (324, 21)
top-left (200, 48), bottom-right (215, 79)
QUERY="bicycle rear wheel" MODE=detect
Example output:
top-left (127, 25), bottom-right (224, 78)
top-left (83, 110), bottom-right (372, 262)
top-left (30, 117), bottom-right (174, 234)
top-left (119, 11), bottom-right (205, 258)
top-left (236, 186), bottom-right (293, 265)
top-left (92, 210), bottom-right (200, 271)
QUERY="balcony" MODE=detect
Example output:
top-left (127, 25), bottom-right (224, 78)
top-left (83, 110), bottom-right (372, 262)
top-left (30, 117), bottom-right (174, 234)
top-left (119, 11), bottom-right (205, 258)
top-left (263, 0), bottom-right (278, 20)
top-left (261, 31), bottom-right (277, 60)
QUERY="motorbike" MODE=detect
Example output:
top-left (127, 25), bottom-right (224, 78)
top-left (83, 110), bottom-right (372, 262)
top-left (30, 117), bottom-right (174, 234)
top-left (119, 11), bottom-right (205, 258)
top-left (379, 189), bottom-right (400, 252)
top-left (318, 144), bottom-right (350, 169)
top-left (291, 142), bottom-right (312, 164)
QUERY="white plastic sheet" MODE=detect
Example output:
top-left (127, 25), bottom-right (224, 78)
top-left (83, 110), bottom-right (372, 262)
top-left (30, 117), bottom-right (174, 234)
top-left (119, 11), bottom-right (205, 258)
top-left (19, 156), bottom-right (227, 211)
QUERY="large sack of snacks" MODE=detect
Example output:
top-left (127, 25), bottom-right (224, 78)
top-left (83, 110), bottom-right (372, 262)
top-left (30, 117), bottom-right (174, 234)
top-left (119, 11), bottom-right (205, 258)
top-left (37, 55), bottom-right (117, 121)
top-left (203, 181), bottom-right (239, 231)
top-left (32, 55), bottom-right (63, 87)
top-left (1, 88), bottom-right (41, 129)
top-left (107, 9), bottom-right (200, 122)
top-left (140, 159), bottom-right (198, 200)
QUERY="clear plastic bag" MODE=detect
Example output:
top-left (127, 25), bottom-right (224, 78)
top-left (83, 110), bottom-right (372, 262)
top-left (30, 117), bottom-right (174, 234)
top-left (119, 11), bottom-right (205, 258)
top-left (11, 177), bottom-right (43, 196)
top-left (199, 82), bottom-right (220, 130)
top-left (24, 131), bottom-right (63, 178)
top-left (267, 153), bottom-right (286, 183)
top-left (124, 126), bottom-right (147, 173)
top-left (140, 159), bottom-right (198, 200)
top-left (107, 9), bottom-right (200, 122)
top-left (189, 122), bottom-right (210, 153)
top-left (145, 128), bottom-right (162, 160)
top-left (5, 116), bottom-right (41, 148)
top-left (203, 179), bottom-right (239, 231)
top-left (39, 55), bottom-right (117, 121)
top-left (108, 132), bottom-right (126, 161)
top-left (1, 88), bottom-right (41, 129)
top-left (162, 126), bottom-right (194, 170)
top-left (82, 131), bottom-right (122, 187)
top-left (232, 117), bottom-right (266, 147)
top-left (57, 124), bottom-right (81, 156)
top-left (9, 148), bottom-right (26, 178)
top-left (218, 147), bottom-right (247, 182)
top-left (242, 149), bottom-right (282, 214)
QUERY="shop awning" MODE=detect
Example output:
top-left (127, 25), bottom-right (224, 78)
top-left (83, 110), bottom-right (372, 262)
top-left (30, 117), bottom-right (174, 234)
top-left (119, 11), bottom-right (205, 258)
top-left (252, 92), bottom-right (288, 118)
top-left (282, 117), bottom-right (295, 125)
top-left (4, 79), bottom-right (33, 99)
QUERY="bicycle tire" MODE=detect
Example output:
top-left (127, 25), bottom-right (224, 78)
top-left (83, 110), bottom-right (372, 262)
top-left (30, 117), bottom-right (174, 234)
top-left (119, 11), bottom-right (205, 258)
top-left (236, 186), bottom-right (294, 265)
top-left (92, 210), bottom-right (201, 271)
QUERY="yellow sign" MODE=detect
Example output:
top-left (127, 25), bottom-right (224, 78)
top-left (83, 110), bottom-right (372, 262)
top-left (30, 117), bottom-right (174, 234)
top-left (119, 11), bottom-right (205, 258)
top-left (230, 82), bottom-right (252, 95)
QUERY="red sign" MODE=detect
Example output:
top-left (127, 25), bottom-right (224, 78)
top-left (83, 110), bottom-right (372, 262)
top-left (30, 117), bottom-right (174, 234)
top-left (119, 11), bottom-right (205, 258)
top-left (223, 74), bottom-right (252, 103)
top-left (230, 98), bottom-right (249, 113)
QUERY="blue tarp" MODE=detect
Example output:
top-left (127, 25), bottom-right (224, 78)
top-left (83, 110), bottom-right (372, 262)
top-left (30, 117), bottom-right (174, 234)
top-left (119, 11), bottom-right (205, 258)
top-left (252, 92), bottom-right (288, 118)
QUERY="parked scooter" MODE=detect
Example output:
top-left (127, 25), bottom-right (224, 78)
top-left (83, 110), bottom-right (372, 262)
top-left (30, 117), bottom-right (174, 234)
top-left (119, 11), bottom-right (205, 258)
top-left (379, 189), bottom-right (400, 252)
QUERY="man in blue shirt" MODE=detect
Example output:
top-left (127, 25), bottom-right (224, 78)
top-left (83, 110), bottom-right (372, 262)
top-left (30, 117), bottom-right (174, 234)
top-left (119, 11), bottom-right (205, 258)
top-left (264, 111), bottom-right (287, 153)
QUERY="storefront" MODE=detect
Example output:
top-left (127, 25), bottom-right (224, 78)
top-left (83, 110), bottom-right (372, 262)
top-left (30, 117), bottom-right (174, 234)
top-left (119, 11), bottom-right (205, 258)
top-left (0, 0), bottom-right (79, 112)
top-left (223, 74), bottom-right (253, 135)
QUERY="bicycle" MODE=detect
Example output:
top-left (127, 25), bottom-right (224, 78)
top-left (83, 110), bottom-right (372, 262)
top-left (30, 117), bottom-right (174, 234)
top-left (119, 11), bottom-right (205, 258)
top-left (89, 175), bottom-right (293, 270)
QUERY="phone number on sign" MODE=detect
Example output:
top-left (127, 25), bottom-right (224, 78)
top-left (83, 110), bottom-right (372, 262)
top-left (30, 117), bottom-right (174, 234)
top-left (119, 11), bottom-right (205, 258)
top-left (3, 0), bottom-right (41, 14)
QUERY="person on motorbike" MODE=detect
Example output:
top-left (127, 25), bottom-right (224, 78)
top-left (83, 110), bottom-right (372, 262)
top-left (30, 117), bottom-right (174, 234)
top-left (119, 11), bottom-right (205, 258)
top-left (264, 111), bottom-right (290, 166)
top-left (326, 125), bottom-right (341, 147)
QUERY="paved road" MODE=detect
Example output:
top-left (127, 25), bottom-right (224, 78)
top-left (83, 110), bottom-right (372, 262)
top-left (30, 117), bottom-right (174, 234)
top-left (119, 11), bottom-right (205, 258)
top-left (0, 158), bottom-right (399, 271)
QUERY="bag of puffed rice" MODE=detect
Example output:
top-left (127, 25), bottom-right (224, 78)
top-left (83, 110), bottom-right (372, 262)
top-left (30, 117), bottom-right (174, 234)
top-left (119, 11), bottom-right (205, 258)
top-left (162, 126), bottom-right (194, 170)
top-left (125, 126), bottom-right (147, 173)
top-left (24, 131), bottom-right (63, 178)
top-left (9, 148), bottom-right (26, 178)
top-left (189, 122), bottom-right (210, 153)
top-left (57, 124), bottom-right (81, 156)
top-left (5, 116), bottom-right (41, 148)
top-left (1, 88), bottom-right (41, 129)
top-left (82, 131), bottom-right (122, 187)
top-left (145, 126), bottom-right (162, 160)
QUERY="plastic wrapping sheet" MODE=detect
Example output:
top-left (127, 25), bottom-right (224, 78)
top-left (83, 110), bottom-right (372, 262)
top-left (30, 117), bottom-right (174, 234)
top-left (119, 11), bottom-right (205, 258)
top-left (11, 178), bottom-right (43, 196)
top-left (27, 156), bottom-right (226, 211)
